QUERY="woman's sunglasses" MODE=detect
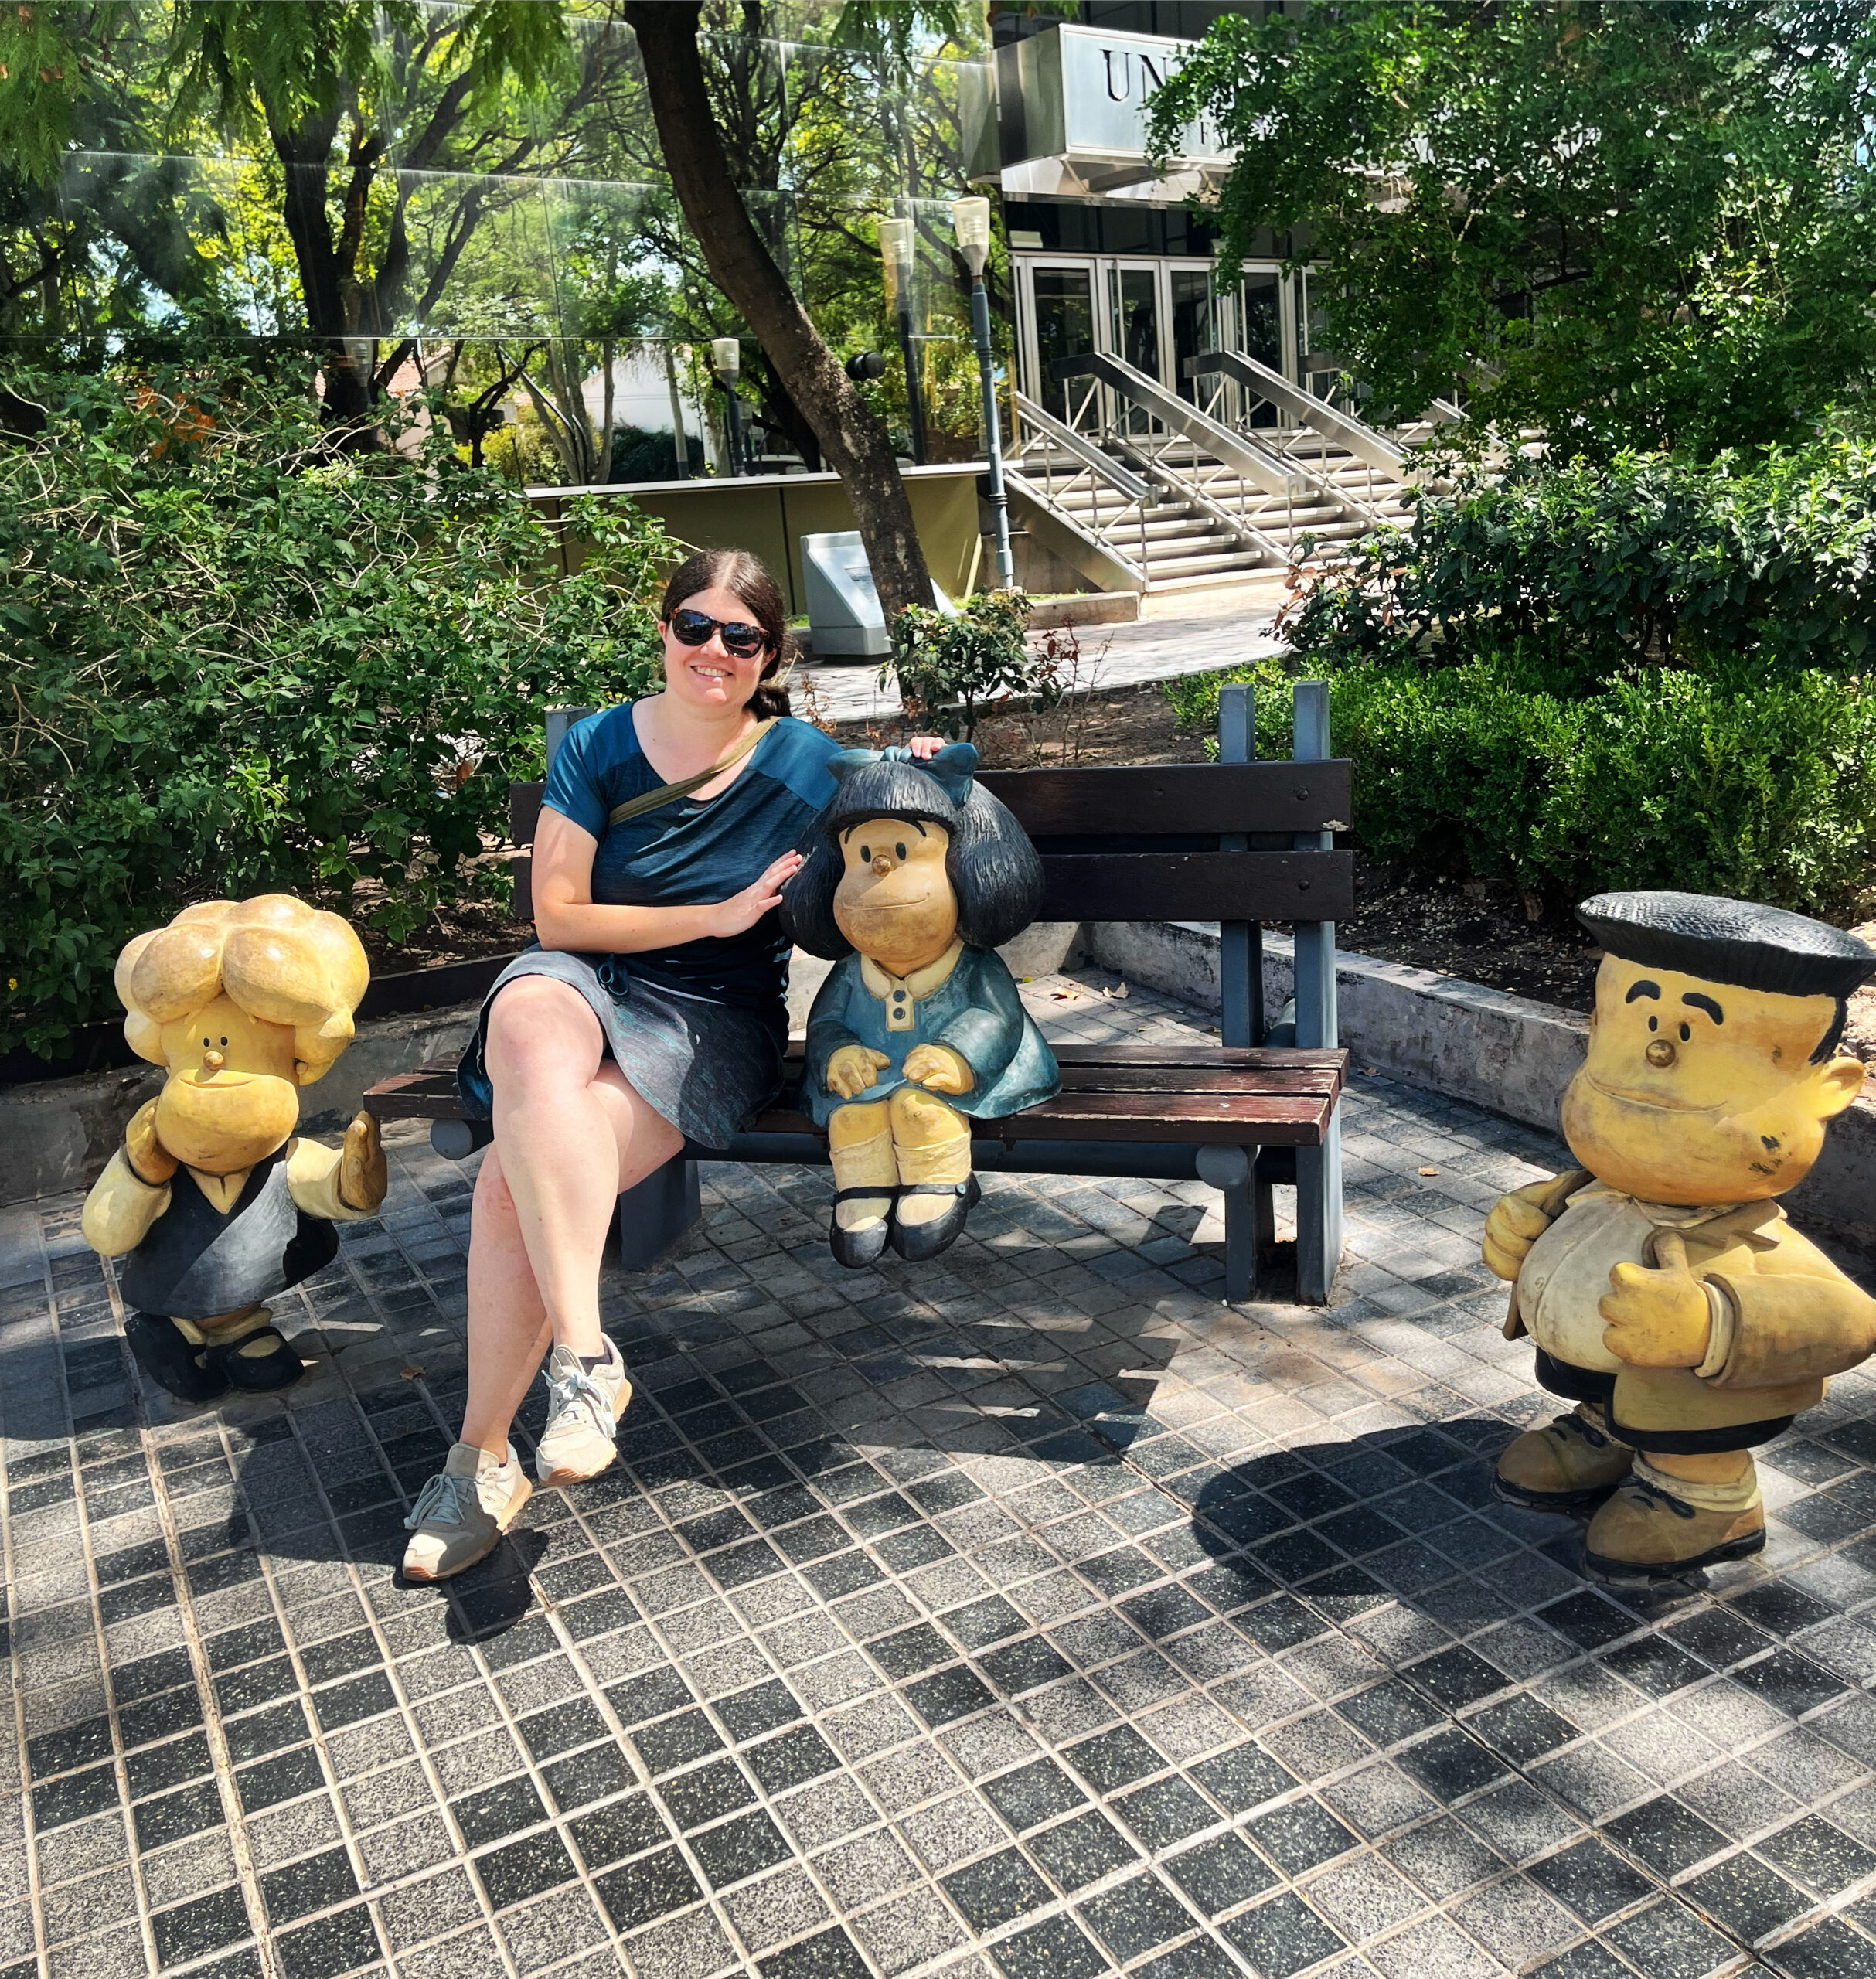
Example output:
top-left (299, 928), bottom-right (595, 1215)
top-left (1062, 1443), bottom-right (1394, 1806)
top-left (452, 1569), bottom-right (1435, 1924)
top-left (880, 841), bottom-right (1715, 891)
top-left (669, 608), bottom-right (769, 660)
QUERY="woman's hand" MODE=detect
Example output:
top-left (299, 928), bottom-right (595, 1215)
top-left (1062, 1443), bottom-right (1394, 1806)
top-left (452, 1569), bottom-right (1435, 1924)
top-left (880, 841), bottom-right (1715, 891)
top-left (707, 850), bottom-right (804, 938)
top-left (905, 736), bottom-right (947, 760)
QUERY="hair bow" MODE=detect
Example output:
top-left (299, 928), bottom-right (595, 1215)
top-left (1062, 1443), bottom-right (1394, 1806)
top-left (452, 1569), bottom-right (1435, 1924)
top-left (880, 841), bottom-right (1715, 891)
top-left (828, 741), bottom-right (979, 805)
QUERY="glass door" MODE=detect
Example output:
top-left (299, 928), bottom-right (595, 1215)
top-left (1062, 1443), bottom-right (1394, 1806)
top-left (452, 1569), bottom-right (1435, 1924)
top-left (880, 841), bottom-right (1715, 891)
top-left (1166, 263), bottom-right (1217, 405)
top-left (1106, 264), bottom-right (1161, 434)
top-left (1022, 261), bottom-right (1100, 425)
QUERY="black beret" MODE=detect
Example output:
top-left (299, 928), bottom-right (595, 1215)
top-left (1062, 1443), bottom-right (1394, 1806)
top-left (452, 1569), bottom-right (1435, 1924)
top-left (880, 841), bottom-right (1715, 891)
top-left (1576, 891), bottom-right (1876, 1000)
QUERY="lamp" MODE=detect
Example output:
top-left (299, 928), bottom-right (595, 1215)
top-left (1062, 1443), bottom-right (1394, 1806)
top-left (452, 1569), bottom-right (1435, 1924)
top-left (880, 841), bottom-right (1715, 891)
top-left (951, 195), bottom-right (1013, 589)
top-left (876, 213), bottom-right (928, 466)
top-left (951, 195), bottom-right (991, 276)
top-left (710, 337), bottom-right (746, 475)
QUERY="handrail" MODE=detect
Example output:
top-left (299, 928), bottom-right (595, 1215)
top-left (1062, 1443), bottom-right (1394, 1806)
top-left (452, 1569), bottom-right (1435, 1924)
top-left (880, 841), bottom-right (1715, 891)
top-left (1186, 350), bottom-right (1405, 474)
top-left (1012, 390), bottom-right (1151, 504)
top-left (1050, 353), bottom-right (1306, 501)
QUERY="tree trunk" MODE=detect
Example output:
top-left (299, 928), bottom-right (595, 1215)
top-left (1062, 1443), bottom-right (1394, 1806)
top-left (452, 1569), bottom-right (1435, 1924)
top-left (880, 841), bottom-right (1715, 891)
top-left (621, 2), bottom-right (933, 619)
top-left (272, 111), bottom-right (375, 428)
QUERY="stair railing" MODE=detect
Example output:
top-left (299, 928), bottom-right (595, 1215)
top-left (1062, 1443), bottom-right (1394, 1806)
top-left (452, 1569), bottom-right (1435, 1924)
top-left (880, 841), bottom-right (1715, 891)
top-left (1048, 352), bottom-right (1302, 571)
top-left (1008, 387), bottom-right (1154, 588)
top-left (1185, 349), bottom-right (1412, 527)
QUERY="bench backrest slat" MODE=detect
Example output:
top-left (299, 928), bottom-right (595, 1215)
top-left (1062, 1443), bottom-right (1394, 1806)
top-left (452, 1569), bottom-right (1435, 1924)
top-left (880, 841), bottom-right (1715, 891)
top-left (506, 761), bottom-right (1350, 853)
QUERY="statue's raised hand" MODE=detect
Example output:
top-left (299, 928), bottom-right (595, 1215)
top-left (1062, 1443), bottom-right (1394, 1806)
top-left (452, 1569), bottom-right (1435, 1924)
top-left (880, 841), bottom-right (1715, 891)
top-left (339, 1111), bottom-right (388, 1214)
top-left (125, 1098), bottom-right (179, 1187)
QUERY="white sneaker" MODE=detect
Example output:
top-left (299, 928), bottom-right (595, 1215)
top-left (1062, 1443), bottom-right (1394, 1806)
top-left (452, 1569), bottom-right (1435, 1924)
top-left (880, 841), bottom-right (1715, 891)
top-left (535, 1337), bottom-right (632, 1486)
top-left (401, 1443), bottom-right (531, 1581)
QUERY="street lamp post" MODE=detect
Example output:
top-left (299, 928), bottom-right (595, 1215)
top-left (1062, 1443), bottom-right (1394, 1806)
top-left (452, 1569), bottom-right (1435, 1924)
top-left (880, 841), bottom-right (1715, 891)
top-left (710, 336), bottom-right (745, 475)
top-left (877, 216), bottom-right (928, 468)
top-left (951, 196), bottom-right (1013, 591)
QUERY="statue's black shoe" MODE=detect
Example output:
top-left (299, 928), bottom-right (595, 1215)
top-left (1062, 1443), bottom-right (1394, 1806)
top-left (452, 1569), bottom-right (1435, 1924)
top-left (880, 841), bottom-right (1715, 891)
top-left (829, 1187), bottom-right (896, 1269)
top-left (125, 1313), bottom-right (230, 1404)
top-left (889, 1177), bottom-right (981, 1262)
top-left (204, 1326), bottom-right (305, 1392)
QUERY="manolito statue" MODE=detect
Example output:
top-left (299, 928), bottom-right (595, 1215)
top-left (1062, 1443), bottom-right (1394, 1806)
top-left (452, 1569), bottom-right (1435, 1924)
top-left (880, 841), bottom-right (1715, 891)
top-left (1486, 891), bottom-right (1876, 1582)
top-left (82, 895), bottom-right (387, 1402)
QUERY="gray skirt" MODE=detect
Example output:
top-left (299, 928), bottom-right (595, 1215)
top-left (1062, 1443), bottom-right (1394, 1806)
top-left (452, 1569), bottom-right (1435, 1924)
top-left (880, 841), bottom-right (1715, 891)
top-left (457, 949), bottom-right (787, 1150)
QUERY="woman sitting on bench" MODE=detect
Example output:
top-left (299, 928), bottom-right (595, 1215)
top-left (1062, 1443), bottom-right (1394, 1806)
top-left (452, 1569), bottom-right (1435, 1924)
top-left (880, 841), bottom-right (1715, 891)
top-left (401, 547), bottom-right (943, 1581)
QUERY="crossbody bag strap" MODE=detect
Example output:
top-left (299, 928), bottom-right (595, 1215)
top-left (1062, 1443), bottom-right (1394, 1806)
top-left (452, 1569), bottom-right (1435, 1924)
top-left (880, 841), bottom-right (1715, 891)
top-left (605, 717), bottom-right (777, 828)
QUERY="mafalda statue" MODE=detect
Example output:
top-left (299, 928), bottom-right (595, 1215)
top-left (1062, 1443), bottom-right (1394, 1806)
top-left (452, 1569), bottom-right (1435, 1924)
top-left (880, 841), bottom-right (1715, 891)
top-left (781, 744), bottom-right (1059, 1265)
top-left (1486, 891), bottom-right (1876, 1582)
top-left (82, 895), bottom-right (387, 1402)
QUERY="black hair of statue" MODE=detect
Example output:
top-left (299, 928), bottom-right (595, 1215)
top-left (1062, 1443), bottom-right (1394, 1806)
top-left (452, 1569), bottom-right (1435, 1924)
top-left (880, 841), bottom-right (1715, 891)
top-left (780, 758), bottom-right (1044, 960)
top-left (1576, 890), bottom-right (1876, 1003)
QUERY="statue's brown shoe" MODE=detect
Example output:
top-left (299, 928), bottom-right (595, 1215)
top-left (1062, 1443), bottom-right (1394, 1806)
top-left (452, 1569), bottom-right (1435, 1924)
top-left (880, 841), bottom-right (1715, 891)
top-left (1494, 1411), bottom-right (1633, 1511)
top-left (1583, 1475), bottom-right (1765, 1584)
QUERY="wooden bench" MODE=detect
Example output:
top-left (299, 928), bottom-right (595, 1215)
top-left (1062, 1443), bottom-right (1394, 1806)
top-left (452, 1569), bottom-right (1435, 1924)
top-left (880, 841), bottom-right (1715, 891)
top-left (363, 682), bottom-right (1352, 1303)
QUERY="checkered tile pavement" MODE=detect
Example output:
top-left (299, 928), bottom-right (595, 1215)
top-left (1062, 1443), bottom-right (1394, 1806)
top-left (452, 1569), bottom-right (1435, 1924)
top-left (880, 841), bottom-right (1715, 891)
top-left (6, 972), bottom-right (1876, 1979)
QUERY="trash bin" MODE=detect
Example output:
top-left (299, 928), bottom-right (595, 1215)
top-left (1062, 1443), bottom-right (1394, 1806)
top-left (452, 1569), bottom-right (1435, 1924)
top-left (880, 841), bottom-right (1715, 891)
top-left (802, 530), bottom-right (890, 659)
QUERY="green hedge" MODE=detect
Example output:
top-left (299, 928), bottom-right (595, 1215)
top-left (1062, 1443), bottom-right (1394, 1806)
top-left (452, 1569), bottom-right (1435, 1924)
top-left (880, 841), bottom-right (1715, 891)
top-left (2, 359), bottom-right (674, 1056)
top-left (1167, 434), bottom-right (1876, 921)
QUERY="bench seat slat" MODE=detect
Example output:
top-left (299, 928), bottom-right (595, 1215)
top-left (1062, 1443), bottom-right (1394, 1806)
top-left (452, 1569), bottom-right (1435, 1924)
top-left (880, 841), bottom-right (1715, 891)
top-left (1053, 1064), bottom-right (1340, 1095)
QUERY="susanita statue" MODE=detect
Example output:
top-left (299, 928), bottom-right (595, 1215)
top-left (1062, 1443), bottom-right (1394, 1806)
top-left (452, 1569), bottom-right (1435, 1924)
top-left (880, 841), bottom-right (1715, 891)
top-left (81, 895), bottom-right (387, 1402)
top-left (781, 744), bottom-right (1060, 1266)
top-left (1486, 891), bottom-right (1876, 1582)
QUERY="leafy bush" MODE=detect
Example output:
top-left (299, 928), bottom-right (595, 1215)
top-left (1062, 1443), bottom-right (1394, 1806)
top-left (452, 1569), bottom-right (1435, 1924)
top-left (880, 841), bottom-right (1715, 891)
top-left (1168, 432), bottom-right (1876, 923)
top-left (1288, 430), bottom-right (1876, 686)
top-left (887, 589), bottom-right (1054, 741)
top-left (2, 357), bottom-right (676, 1054)
top-left (1172, 652), bottom-right (1876, 921)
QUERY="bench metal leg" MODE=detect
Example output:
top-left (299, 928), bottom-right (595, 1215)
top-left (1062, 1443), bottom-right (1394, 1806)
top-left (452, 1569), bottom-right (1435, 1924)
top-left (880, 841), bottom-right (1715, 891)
top-left (1199, 1143), bottom-right (1259, 1304)
top-left (1295, 1116), bottom-right (1343, 1304)
top-left (611, 1156), bottom-right (701, 1272)
top-left (1223, 1173), bottom-right (1256, 1304)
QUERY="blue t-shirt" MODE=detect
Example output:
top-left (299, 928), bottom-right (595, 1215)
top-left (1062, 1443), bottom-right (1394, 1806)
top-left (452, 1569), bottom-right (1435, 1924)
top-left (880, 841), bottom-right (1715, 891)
top-left (542, 705), bottom-right (840, 1016)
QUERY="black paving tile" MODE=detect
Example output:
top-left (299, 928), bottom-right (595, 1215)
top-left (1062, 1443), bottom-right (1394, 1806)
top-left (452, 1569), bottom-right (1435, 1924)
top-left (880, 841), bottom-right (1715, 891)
top-left (942, 1848), bottom-right (1056, 1930)
top-left (594, 1844), bottom-right (702, 1930)
top-left (1031, 1810), bottom-right (1141, 1892)
top-left (1078, 1873), bottom-right (1196, 1962)
top-left (152, 1889), bottom-right (252, 1969)
top-left (758, 1926), bottom-right (870, 1979)
top-left (1164, 1833), bottom-right (1278, 1916)
top-left (1603, 1796), bottom-right (1729, 1879)
top-left (1528, 1837), bottom-right (1654, 1923)
top-left (274, 1906), bottom-right (380, 1979)
top-left (570, 1793), bottom-right (669, 1870)
top-left (989, 1915), bottom-right (1108, 1979)
top-left (1220, 1892), bottom-right (1347, 1977)
top-left (474, 1830), bottom-right (580, 1909)
top-left (261, 1847), bottom-right (359, 1926)
top-left (1682, 1852), bottom-right (1813, 1943)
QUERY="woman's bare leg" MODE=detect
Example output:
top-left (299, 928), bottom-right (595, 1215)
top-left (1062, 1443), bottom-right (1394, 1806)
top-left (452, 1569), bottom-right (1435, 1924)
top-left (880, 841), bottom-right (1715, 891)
top-left (459, 1146), bottom-right (553, 1458)
top-left (458, 977), bottom-right (680, 1456)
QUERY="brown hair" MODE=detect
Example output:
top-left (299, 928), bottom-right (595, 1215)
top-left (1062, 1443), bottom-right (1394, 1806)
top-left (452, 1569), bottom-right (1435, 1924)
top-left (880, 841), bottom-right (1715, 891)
top-left (659, 547), bottom-right (792, 720)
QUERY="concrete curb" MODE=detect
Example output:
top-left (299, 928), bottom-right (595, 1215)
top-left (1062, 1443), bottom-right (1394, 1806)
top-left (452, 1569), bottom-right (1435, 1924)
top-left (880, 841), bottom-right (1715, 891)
top-left (12, 919), bottom-right (1871, 1243)
top-left (1081, 918), bottom-right (1874, 1246)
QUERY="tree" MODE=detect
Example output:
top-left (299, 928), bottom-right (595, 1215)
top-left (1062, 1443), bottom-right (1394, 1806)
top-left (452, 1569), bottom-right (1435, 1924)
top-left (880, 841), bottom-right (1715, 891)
top-left (621, 0), bottom-right (934, 617)
top-left (1150, 0), bottom-right (1876, 458)
top-left (164, 0), bottom-right (600, 428)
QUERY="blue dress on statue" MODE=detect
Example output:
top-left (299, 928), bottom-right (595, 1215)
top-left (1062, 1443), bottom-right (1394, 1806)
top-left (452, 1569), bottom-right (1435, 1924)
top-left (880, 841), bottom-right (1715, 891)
top-left (800, 942), bottom-right (1059, 1130)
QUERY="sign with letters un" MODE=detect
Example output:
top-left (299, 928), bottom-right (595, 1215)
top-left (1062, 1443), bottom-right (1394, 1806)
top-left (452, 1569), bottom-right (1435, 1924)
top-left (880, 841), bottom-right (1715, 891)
top-left (1014, 24), bottom-right (1226, 166)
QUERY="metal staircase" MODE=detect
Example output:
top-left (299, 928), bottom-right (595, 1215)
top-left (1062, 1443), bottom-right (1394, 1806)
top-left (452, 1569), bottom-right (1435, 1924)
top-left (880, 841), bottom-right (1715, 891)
top-left (1006, 348), bottom-right (1437, 596)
